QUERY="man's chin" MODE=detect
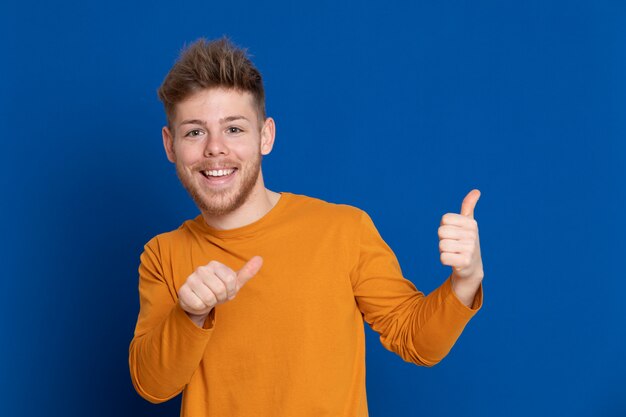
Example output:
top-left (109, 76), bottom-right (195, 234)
top-left (195, 191), bottom-right (246, 217)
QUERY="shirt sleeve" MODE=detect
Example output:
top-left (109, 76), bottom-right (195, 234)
top-left (128, 237), bottom-right (216, 403)
top-left (350, 210), bottom-right (483, 366)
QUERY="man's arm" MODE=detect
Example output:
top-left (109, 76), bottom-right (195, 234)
top-left (128, 238), bottom-right (262, 403)
top-left (350, 207), bottom-right (483, 367)
top-left (128, 239), bottom-right (215, 403)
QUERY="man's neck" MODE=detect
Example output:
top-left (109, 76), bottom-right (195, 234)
top-left (201, 187), bottom-right (281, 231)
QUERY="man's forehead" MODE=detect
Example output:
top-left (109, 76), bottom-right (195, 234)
top-left (173, 88), bottom-right (256, 123)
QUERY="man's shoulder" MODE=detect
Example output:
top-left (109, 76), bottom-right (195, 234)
top-left (282, 192), bottom-right (375, 235)
top-left (284, 192), bottom-right (365, 220)
top-left (142, 216), bottom-right (203, 252)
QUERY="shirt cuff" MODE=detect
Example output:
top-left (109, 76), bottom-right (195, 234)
top-left (173, 303), bottom-right (217, 336)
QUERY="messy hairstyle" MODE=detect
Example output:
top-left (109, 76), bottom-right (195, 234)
top-left (157, 37), bottom-right (266, 128)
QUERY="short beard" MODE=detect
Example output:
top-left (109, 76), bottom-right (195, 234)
top-left (176, 152), bottom-right (262, 217)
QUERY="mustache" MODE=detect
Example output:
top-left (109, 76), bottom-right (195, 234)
top-left (194, 161), bottom-right (240, 171)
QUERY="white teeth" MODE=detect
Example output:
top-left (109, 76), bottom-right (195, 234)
top-left (205, 169), bottom-right (234, 177)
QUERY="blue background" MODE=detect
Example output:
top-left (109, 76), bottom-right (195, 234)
top-left (1, 1), bottom-right (625, 416)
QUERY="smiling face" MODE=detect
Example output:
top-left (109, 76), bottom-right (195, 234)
top-left (162, 88), bottom-right (275, 217)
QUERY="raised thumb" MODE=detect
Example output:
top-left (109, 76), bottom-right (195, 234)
top-left (236, 256), bottom-right (263, 287)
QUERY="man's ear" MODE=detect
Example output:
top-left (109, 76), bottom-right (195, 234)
top-left (162, 126), bottom-right (176, 163)
top-left (260, 117), bottom-right (276, 156)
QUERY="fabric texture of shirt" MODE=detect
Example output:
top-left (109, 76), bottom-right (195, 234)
top-left (128, 192), bottom-right (483, 416)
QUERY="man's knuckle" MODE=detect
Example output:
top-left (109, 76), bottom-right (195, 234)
top-left (179, 285), bottom-right (190, 298)
top-left (216, 288), bottom-right (227, 299)
top-left (222, 272), bottom-right (236, 284)
top-left (204, 293), bottom-right (216, 306)
top-left (186, 275), bottom-right (199, 286)
top-left (193, 298), bottom-right (206, 311)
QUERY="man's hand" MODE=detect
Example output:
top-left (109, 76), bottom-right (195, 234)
top-left (438, 189), bottom-right (484, 306)
top-left (178, 256), bottom-right (263, 327)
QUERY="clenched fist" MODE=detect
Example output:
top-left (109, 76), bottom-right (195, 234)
top-left (438, 189), bottom-right (484, 306)
top-left (178, 256), bottom-right (263, 327)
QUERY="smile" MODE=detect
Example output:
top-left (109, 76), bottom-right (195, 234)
top-left (201, 168), bottom-right (237, 178)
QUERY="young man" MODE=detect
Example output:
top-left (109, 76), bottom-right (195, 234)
top-left (129, 37), bottom-right (484, 416)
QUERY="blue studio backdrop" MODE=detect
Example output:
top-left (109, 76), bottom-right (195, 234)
top-left (1, 1), bottom-right (625, 416)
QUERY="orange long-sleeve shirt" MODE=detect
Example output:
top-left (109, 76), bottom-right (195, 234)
top-left (129, 192), bottom-right (482, 416)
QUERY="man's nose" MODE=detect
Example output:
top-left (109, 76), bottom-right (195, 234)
top-left (203, 133), bottom-right (228, 157)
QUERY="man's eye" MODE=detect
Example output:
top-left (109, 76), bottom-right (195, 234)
top-left (227, 127), bottom-right (243, 134)
top-left (185, 129), bottom-right (203, 137)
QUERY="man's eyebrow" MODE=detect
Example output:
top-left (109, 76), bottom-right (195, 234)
top-left (179, 116), bottom-right (250, 127)
top-left (220, 115), bottom-right (250, 123)
top-left (180, 119), bottom-right (207, 126)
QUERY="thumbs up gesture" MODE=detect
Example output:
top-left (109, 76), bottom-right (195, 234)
top-left (178, 256), bottom-right (263, 327)
top-left (439, 190), bottom-right (484, 303)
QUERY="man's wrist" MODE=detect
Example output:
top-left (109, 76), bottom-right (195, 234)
top-left (186, 310), bottom-right (212, 328)
top-left (450, 273), bottom-right (483, 307)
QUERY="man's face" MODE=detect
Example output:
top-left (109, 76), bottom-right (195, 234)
top-left (162, 88), bottom-right (275, 217)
